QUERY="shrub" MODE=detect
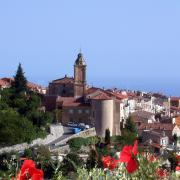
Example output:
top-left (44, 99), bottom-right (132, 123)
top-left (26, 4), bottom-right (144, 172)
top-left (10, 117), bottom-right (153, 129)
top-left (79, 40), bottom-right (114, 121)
top-left (68, 137), bottom-right (95, 151)
top-left (61, 152), bottom-right (83, 176)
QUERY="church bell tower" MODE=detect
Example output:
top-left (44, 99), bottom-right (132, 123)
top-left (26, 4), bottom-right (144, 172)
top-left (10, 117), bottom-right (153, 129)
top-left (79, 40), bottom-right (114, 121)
top-left (74, 53), bottom-right (86, 98)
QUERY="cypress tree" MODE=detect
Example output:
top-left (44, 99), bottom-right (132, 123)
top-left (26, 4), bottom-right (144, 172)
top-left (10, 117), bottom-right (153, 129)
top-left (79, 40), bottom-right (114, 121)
top-left (105, 128), bottom-right (111, 144)
top-left (13, 63), bottom-right (27, 94)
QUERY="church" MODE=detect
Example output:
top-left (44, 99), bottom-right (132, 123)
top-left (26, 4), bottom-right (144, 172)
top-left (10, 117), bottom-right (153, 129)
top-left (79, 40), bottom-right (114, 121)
top-left (43, 53), bottom-right (121, 137)
top-left (44, 53), bottom-right (92, 125)
top-left (48, 53), bottom-right (87, 98)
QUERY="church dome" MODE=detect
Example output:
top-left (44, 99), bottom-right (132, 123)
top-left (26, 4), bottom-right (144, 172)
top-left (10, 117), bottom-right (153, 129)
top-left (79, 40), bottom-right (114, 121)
top-left (74, 53), bottom-right (86, 66)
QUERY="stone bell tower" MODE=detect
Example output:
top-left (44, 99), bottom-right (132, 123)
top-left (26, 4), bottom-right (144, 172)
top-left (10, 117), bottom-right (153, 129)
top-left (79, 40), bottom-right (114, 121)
top-left (74, 53), bottom-right (86, 98)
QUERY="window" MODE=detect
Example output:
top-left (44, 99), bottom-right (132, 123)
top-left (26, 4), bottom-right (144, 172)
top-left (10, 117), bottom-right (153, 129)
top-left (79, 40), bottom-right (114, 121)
top-left (69, 109), bottom-right (74, 114)
top-left (85, 109), bottom-right (90, 114)
top-left (62, 89), bottom-right (66, 94)
top-left (161, 139), bottom-right (167, 146)
top-left (78, 109), bottom-right (82, 114)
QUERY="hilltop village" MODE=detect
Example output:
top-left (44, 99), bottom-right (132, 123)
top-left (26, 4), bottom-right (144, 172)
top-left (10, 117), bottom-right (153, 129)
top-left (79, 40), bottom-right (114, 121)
top-left (1, 53), bottom-right (180, 151)
top-left (1, 53), bottom-right (180, 178)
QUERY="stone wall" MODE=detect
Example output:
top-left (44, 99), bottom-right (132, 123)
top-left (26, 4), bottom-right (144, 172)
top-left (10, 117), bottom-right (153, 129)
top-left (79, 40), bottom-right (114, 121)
top-left (0, 124), bottom-right (64, 154)
top-left (62, 106), bottom-right (91, 125)
top-left (54, 128), bottom-right (96, 147)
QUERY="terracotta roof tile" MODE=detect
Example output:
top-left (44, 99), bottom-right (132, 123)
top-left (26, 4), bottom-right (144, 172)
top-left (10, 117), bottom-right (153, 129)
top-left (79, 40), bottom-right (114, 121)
top-left (27, 82), bottom-right (41, 89)
top-left (58, 97), bottom-right (90, 107)
top-left (106, 91), bottom-right (128, 100)
top-left (51, 76), bottom-right (74, 84)
top-left (91, 91), bottom-right (112, 100)
top-left (171, 106), bottom-right (180, 111)
top-left (0, 77), bottom-right (45, 92)
top-left (138, 123), bottom-right (174, 131)
top-left (86, 87), bottom-right (101, 95)
top-left (175, 116), bottom-right (180, 127)
top-left (171, 97), bottom-right (180, 101)
top-left (0, 79), bottom-right (10, 87)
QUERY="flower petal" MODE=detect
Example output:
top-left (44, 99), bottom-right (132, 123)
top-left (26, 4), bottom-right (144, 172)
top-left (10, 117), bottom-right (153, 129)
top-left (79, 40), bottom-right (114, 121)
top-left (119, 146), bottom-right (133, 163)
top-left (21, 159), bottom-right (36, 174)
top-left (126, 158), bottom-right (139, 174)
top-left (132, 140), bottom-right (138, 156)
top-left (32, 173), bottom-right (43, 180)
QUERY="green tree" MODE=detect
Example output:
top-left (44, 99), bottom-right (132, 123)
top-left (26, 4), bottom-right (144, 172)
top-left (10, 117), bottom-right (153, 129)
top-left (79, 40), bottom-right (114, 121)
top-left (124, 116), bottom-right (138, 135)
top-left (105, 128), bottom-right (111, 144)
top-left (26, 93), bottom-right (41, 111)
top-left (0, 64), bottom-right (54, 146)
top-left (0, 109), bottom-right (36, 145)
top-left (13, 63), bottom-right (27, 94)
top-left (0, 88), bottom-right (14, 109)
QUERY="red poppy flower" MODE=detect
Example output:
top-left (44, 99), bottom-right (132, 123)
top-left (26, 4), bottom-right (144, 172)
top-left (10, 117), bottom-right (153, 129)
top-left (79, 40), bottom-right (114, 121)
top-left (119, 140), bottom-right (139, 174)
top-left (102, 156), bottom-right (112, 168)
top-left (176, 155), bottom-right (180, 165)
top-left (156, 169), bottom-right (167, 177)
top-left (15, 159), bottom-right (43, 180)
top-left (109, 158), bottom-right (119, 170)
top-left (126, 157), bottom-right (139, 174)
top-left (176, 166), bottom-right (180, 171)
top-left (101, 156), bottom-right (119, 170)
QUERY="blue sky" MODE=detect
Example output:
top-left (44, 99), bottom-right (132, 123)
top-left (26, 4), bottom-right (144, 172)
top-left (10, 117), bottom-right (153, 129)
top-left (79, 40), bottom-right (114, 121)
top-left (0, 0), bottom-right (179, 96)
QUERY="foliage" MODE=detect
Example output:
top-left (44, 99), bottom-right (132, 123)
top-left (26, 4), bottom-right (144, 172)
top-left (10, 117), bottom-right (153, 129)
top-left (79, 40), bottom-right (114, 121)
top-left (86, 136), bottom-right (101, 145)
top-left (68, 136), bottom-right (100, 152)
top-left (12, 63), bottom-right (27, 94)
top-left (167, 151), bottom-right (178, 171)
top-left (0, 152), bottom-right (19, 179)
top-left (52, 171), bottom-right (65, 180)
top-left (86, 149), bottom-right (98, 170)
top-left (105, 128), bottom-right (111, 144)
top-left (60, 152), bottom-right (83, 176)
top-left (68, 137), bottom-right (87, 151)
top-left (111, 133), bottom-right (137, 149)
top-left (34, 145), bottom-right (53, 178)
top-left (77, 168), bottom-right (107, 180)
top-left (27, 110), bottom-right (53, 127)
top-left (123, 116), bottom-right (138, 135)
top-left (74, 150), bottom-right (169, 180)
top-left (36, 145), bottom-right (51, 167)
top-left (0, 64), bottom-right (53, 146)
top-left (53, 109), bottom-right (62, 123)
top-left (0, 109), bottom-right (36, 145)
top-left (75, 158), bottom-right (161, 180)
top-left (173, 134), bottom-right (178, 146)
top-left (23, 148), bottom-right (33, 159)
